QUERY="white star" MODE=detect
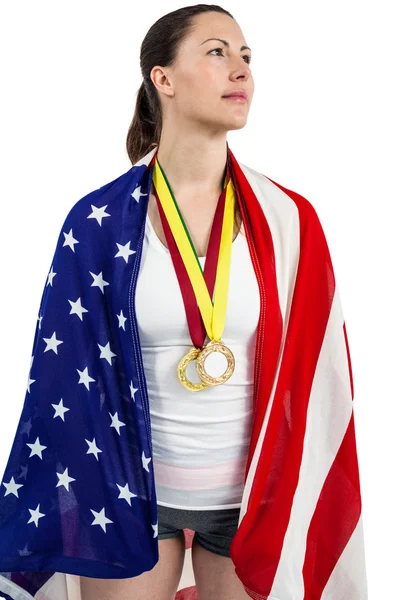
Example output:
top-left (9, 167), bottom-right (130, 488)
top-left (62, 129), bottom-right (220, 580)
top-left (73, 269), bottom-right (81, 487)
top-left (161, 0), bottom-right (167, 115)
top-left (109, 411), bottom-right (126, 435)
top-left (152, 521), bottom-right (158, 538)
top-left (77, 366), bottom-right (96, 390)
top-left (90, 271), bottom-right (109, 294)
top-left (26, 437), bottom-right (47, 459)
top-left (98, 341), bottom-right (117, 365)
top-left (90, 507), bottom-right (113, 532)
top-left (116, 482), bottom-right (137, 506)
top-left (51, 398), bottom-right (70, 421)
top-left (87, 204), bottom-right (111, 226)
top-left (2, 476), bottom-right (24, 498)
top-left (43, 331), bottom-right (63, 354)
top-left (18, 464), bottom-right (29, 479)
top-left (46, 265), bottom-right (57, 286)
top-left (86, 437), bottom-right (102, 461)
top-left (68, 297), bottom-right (89, 321)
top-left (131, 184), bottom-right (148, 203)
top-left (129, 381), bottom-right (138, 403)
top-left (18, 543), bottom-right (32, 557)
top-left (63, 228), bottom-right (79, 252)
top-left (56, 467), bottom-right (76, 491)
top-left (20, 418), bottom-right (33, 436)
top-left (114, 241), bottom-right (136, 264)
top-left (27, 373), bottom-right (35, 393)
top-left (142, 451), bottom-right (152, 473)
top-left (117, 309), bottom-right (127, 330)
top-left (38, 313), bottom-right (43, 329)
top-left (27, 503), bottom-right (45, 527)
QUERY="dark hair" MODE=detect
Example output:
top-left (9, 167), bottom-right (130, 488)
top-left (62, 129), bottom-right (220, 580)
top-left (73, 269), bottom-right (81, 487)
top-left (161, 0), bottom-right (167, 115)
top-left (126, 4), bottom-right (244, 232)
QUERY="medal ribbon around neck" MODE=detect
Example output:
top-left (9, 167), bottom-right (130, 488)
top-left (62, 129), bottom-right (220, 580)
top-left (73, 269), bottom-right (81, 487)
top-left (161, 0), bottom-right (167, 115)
top-left (151, 155), bottom-right (236, 392)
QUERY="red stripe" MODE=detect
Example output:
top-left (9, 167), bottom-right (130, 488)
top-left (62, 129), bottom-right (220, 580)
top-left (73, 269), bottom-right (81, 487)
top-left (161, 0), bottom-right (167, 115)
top-left (232, 167), bottom-right (341, 597)
top-left (302, 318), bottom-right (361, 598)
top-left (303, 411), bottom-right (362, 598)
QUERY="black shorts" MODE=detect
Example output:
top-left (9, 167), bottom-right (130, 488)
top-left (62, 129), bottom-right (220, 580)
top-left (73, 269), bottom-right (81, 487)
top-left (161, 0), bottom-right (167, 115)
top-left (157, 504), bottom-right (241, 558)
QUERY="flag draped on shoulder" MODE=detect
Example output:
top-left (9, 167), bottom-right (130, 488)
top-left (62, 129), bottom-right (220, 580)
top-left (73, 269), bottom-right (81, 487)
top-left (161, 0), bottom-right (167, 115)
top-left (229, 152), bottom-right (368, 599)
top-left (0, 145), bottom-right (368, 600)
top-left (0, 151), bottom-right (160, 597)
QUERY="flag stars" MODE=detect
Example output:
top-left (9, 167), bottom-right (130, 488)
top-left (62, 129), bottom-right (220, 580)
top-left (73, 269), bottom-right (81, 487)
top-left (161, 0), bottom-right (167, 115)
top-left (117, 309), bottom-right (127, 330)
top-left (116, 482), bottom-right (137, 506)
top-left (131, 184), bottom-right (147, 203)
top-left (87, 204), bottom-right (111, 226)
top-left (43, 331), bottom-right (63, 354)
top-left (77, 367), bottom-right (96, 390)
top-left (18, 464), bottom-right (29, 480)
top-left (2, 476), bottom-right (24, 498)
top-left (68, 297), bottom-right (89, 321)
top-left (56, 467), bottom-right (76, 491)
top-left (90, 271), bottom-right (109, 294)
top-left (129, 381), bottom-right (138, 402)
top-left (85, 437), bottom-right (102, 461)
top-left (152, 521), bottom-right (158, 538)
top-left (109, 411), bottom-right (126, 435)
top-left (27, 503), bottom-right (45, 527)
top-left (18, 543), bottom-right (32, 557)
top-left (20, 418), bottom-right (33, 436)
top-left (114, 241), bottom-right (136, 264)
top-left (46, 265), bottom-right (57, 286)
top-left (63, 228), bottom-right (79, 252)
top-left (26, 437), bottom-right (47, 459)
top-left (98, 342), bottom-right (117, 365)
top-left (26, 373), bottom-right (35, 393)
top-left (142, 451), bottom-right (152, 473)
top-left (90, 507), bottom-right (113, 532)
top-left (51, 398), bottom-right (70, 421)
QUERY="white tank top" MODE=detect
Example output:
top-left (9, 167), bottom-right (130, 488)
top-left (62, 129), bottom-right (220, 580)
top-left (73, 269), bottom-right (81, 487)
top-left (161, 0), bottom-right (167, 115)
top-left (135, 207), bottom-right (260, 510)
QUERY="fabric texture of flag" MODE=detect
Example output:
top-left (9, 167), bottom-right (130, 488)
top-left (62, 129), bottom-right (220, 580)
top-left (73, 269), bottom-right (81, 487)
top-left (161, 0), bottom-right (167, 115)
top-left (0, 145), bottom-right (368, 599)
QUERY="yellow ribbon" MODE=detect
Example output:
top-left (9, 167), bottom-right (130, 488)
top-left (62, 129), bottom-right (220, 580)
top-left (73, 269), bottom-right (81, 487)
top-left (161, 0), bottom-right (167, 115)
top-left (152, 157), bottom-right (236, 343)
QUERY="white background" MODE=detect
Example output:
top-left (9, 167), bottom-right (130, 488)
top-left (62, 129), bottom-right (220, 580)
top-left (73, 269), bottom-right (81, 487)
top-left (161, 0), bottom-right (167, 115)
top-left (1, 1), bottom-right (398, 598)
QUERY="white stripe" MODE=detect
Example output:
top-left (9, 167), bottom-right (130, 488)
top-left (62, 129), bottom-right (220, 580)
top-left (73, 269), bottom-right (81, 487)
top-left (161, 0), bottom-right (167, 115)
top-left (177, 545), bottom-right (196, 591)
top-left (270, 287), bottom-right (352, 599)
top-left (33, 572), bottom-right (69, 600)
top-left (321, 514), bottom-right (368, 599)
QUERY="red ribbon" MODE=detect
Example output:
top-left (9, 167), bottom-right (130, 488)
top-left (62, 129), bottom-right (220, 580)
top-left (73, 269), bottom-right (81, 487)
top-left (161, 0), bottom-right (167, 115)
top-left (148, 153), bottom-right (233, 350)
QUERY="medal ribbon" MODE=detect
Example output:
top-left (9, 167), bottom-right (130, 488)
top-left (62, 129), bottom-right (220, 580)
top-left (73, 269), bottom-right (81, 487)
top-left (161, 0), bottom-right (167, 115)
top-left (150, 154), bottom-right (236, 350)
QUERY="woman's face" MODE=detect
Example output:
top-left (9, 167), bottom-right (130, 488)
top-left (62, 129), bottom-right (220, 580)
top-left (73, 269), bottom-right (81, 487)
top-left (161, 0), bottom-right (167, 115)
top-left (152, 12), bottom-right (254, 134)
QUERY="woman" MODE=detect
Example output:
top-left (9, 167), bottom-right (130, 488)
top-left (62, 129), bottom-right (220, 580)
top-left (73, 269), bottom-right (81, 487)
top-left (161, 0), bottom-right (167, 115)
top-left (84, 5), bottom-right (255, 599)
top-left (0, 4), bottom-right (368, 600)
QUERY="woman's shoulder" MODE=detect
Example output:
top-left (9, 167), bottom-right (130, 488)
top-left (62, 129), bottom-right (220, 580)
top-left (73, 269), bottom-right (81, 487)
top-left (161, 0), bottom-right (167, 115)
top-left (238, 159), bottom-right (321, 229)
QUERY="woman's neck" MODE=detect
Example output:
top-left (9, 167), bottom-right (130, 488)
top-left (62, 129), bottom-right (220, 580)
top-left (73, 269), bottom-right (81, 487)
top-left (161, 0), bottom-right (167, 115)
top-left (154, 132), bottom-right (229, 197)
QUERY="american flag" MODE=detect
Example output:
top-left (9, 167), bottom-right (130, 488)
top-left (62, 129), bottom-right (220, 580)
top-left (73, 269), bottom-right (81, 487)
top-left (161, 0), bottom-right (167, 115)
top-left (0, 145), bottom-right (368, 599)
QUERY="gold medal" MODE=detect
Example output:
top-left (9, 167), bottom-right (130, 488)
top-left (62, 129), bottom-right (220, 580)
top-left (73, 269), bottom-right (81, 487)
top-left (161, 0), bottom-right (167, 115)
top-left (177, 340), bottom-right (235, 391)
top-left (177, 347), bottom-right (211, 392)
top-left (196, 339), bottom-right (235, 386)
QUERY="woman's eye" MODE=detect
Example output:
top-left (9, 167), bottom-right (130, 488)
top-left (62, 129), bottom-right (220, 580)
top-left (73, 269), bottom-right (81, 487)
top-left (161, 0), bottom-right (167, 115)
top-left (209, 48), bottom-right (251, 64)
top-left (209, 47), bottom-right (224, 57)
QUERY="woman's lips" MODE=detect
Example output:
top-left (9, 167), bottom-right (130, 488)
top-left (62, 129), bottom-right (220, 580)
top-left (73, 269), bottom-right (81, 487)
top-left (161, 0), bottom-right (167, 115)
top-left (222, 95), bottom-right (247, 103)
